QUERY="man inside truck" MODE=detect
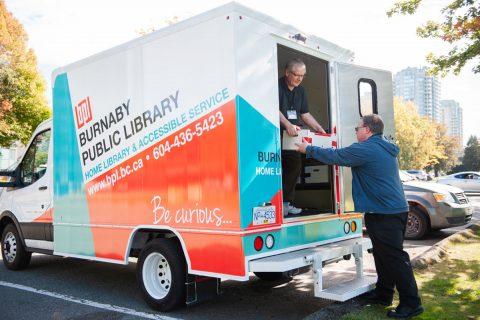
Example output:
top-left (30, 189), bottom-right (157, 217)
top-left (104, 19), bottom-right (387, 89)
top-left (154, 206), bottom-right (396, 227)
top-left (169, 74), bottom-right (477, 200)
top-left (279, 58), bottom-right (325, 216)
top-left (295, 114), bottom-right (423, 319)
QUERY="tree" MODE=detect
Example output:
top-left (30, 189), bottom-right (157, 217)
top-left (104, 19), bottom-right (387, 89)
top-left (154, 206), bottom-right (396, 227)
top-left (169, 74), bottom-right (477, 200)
top-left (388, 0), bottom-right (480, 76)
top-left (0, 0), bottom-right (51, 147)
top-left (393, 97), bottom-right (461, 172)
top-left (426, 122), bottom-right (461, 175)
top-left (394, 97), bottom-right (439, 169)
top-left (462, 135), bottom-right (480, 171)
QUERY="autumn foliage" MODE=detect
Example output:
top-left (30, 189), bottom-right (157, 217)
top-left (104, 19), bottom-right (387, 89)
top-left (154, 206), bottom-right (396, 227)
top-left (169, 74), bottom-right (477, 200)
top-left (394, 97), bottom-right (460, 173)
top-left (0, 0), bottom-right (51, 147)
top-left (388, 0), bottom-right (480, 75)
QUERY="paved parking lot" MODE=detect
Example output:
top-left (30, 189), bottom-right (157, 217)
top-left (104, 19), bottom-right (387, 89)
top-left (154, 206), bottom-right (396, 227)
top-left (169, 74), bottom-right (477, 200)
top-left (1, 196), bottom-right (478, 320)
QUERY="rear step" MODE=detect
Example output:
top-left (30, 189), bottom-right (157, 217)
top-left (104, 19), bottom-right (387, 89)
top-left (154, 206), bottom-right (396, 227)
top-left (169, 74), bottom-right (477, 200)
top-left (249, 237), bottom-right (376, 301)
top-left (317, 276), bottom-right (376, 301)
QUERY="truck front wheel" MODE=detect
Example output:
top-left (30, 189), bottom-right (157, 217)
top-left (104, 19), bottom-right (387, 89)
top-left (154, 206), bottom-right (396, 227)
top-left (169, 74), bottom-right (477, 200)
top-left (1, 224), bottom-right (31, 270)
top-left (137, 238), bottom-right (186, 311)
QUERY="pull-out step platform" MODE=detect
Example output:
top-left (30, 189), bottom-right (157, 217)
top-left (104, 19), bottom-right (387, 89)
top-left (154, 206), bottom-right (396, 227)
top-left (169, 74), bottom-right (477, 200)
top-left (318, 276), bottom-right (376, 301)
top-left (249, 237), bottom-right (376, 301)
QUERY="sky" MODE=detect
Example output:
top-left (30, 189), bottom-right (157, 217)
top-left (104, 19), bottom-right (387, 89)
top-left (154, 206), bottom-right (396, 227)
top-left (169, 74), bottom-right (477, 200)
top-left (4, 0), bottom-right (480, 145)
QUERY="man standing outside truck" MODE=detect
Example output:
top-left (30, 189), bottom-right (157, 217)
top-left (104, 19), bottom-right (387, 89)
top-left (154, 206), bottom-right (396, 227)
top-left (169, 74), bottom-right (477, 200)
top-left (295, 114), bottom-right (423, 319)
top-left (279, 58), bottom-right (325, 216)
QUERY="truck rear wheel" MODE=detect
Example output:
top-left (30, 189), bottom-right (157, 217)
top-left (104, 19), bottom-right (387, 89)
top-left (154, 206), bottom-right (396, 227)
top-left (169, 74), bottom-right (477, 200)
top-left (1, 224), bottom-right (31, 270)
top-left (405, 206), bottom-right (428, 240)
top-left (137, 238), bottom-right (186, 311)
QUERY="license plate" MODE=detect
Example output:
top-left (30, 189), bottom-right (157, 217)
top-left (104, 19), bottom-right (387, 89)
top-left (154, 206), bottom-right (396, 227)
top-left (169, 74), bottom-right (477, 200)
top-left (252, 206), bottom-right (276, 225)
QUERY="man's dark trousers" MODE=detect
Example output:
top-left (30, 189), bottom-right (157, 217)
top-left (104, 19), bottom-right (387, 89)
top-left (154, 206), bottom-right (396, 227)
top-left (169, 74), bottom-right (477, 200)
top-left (364, 212), bottom-right (421, 308)
top-left (281, 150), bottom-right (302, 202)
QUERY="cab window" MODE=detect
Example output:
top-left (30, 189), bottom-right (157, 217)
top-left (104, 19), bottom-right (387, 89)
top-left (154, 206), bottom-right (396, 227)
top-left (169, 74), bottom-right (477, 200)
top-left (19, 130), bottom-right (51, 186)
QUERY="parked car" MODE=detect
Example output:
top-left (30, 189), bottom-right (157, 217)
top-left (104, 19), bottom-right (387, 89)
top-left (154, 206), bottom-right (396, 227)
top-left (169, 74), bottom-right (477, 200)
top-left (436, 171), bottom-right (480, 195)
top-left (406, 169), bottom-right (429, 181)
top-left (400, 171), bottom-right (473, 240)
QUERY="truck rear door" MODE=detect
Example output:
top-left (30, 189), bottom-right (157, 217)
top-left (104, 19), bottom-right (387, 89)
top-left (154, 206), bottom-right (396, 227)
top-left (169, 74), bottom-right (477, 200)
top-left (334, 63), bottom-right (394, 212)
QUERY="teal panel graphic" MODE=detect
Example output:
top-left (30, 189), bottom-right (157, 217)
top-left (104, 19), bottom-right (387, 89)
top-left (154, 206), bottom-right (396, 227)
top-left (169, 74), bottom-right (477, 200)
top-left (53, 73), bottom-right (95, 256)
top-left (236, 96), bottom-right (282, 228)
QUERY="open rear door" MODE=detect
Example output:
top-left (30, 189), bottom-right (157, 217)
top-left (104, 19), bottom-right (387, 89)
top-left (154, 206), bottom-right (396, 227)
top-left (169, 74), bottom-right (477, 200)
top-left (335, 63), bottom-right (394, 212)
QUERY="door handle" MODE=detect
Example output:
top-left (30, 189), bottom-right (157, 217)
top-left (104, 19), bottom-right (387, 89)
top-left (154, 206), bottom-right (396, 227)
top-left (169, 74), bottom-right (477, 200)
top-left (39, 186), bottom-right (48, 190)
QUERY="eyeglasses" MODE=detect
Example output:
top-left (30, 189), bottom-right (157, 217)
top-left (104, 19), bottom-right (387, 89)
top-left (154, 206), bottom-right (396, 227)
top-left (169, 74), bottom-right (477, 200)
top-left (355, 126), bottom-right (366, 132)
top-left (289, 71), bottom-right (306, 79)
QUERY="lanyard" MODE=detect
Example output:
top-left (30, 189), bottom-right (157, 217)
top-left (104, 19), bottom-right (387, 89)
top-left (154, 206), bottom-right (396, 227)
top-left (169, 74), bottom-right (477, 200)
top-left (287, 89), bottom-right (295, 110)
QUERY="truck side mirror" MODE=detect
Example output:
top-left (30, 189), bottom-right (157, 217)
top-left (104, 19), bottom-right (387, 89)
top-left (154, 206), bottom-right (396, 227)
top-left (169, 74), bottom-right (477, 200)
top-left (0, 170), bottom-right (19, 188)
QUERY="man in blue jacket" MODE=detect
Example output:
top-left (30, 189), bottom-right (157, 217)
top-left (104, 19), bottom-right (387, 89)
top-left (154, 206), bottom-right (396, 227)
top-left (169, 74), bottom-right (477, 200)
top-left (296, 114), bottom-right (423, 319)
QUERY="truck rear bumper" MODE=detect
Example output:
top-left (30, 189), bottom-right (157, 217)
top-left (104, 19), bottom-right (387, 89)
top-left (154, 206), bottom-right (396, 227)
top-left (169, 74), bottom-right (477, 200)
top-left (249, 238), bottom-right (376, 301)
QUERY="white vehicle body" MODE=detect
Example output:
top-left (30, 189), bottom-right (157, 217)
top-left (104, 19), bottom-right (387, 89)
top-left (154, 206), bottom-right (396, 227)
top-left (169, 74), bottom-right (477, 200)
top-left (0, 2), bottom-right (397, 311)
top-left (437, 171), bottom-right (480, 195)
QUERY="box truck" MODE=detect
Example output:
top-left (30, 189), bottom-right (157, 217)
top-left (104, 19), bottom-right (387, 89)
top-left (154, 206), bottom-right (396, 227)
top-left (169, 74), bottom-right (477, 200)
top-left (0, 2), bottom-right (396, 311)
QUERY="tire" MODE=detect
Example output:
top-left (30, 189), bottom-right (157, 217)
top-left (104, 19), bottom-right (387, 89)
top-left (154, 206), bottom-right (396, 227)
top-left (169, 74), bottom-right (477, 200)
top-left (405, 206), bottom-right (429, 240)
top-left (254, 272), bottom-right (288, 281)
top-left (1, 223), bottom-right (32, 270)
top-left (137, 238), bottom-right (186, 311)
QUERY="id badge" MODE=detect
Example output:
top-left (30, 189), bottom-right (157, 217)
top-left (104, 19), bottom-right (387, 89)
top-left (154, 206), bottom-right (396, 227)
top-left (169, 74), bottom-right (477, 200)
top-left (287, 109), bottom-right (297, 120)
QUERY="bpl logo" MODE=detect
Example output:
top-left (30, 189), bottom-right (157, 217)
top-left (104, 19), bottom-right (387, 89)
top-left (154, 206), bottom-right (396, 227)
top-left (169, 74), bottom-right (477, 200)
top-left (75, 97), bottom-right (92, 129)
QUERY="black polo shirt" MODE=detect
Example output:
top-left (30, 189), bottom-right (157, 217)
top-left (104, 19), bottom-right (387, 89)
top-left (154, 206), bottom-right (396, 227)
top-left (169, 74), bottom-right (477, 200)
top-left (278, 77), bottom-right (309, 126)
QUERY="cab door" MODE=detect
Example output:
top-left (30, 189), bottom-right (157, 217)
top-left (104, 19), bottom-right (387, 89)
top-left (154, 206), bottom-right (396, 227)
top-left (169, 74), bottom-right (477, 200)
top-left (12, 129), bottom-right (53, 248)
top-left (334, 63), bottom-right (394, 212)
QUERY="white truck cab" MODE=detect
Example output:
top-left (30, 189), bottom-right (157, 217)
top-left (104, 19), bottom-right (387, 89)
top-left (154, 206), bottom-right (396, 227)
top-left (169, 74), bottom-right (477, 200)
top-left (1, 120), bottom-right (53, 266)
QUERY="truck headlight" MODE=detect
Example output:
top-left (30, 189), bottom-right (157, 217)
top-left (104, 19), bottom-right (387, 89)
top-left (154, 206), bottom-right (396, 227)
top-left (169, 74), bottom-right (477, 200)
top-left (433, 192), bottom-right (455, 203)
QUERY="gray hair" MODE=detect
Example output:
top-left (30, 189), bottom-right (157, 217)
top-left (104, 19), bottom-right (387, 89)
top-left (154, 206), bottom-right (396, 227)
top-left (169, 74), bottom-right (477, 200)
top-left (361, 114), bottom-right (384, 135)
top-left (285, 58), bottom-right (305, 72)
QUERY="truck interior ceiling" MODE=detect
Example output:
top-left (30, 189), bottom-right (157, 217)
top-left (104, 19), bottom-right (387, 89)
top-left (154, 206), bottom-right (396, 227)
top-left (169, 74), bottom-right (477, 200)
top-left (277, 44), bottom-right (335, 217)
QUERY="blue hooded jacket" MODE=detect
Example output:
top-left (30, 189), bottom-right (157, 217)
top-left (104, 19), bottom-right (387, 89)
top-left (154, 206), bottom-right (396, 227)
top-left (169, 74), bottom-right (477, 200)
top-left (305, 134), bottom-right (408, 214)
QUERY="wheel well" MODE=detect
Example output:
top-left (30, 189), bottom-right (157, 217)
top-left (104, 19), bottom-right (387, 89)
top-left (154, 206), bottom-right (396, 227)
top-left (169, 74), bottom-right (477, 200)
top-left (129, 229), bottom-right (182, 258)
top-left (408, 202), bottom-right (431, 229)
top-left (1, 214), bottom-right (30, 249)
top-left (0, 216), bottom-right (14, 237)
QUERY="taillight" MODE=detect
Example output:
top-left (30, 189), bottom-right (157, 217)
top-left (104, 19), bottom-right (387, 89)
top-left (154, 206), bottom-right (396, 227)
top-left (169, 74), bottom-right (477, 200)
top-left (265, 234), bottom-right (275, 249)
top-left (254, 236), bottom-right (263, 251)
top-left (343, 222), bottom-right (351, 234)
top-left (351, 221), bottom-right (357, 232)
top-left (343, 221), bottom-right (358, 234)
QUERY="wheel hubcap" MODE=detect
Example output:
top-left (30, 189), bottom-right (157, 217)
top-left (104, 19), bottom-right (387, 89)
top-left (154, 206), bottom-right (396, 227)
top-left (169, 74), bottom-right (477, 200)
top-left (407, 214), bottom-right (420, 236)
top-left (142, 252), bottom-right (172, 299)
top-left (3, 232), bottom-right (17, 263)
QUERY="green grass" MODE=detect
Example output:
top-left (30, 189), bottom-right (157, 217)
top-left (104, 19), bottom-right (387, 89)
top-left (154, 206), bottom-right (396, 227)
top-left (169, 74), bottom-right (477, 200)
top-left (342, 229), bottom-right (480, 320)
